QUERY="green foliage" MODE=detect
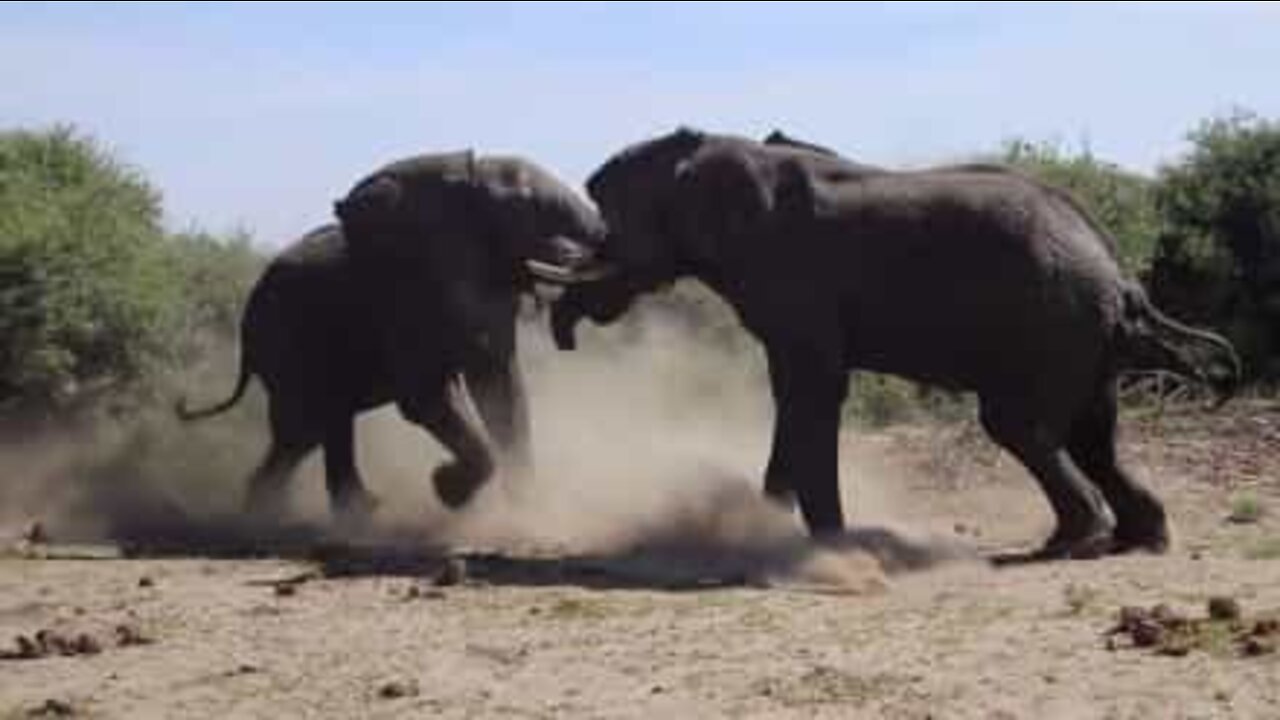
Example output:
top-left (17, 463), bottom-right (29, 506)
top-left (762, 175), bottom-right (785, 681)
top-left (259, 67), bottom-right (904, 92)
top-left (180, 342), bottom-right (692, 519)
top-left (0, 127), bottom-right (173, 405)
top-left (999, 138), bottom-right (1160, 274)
top-left (0, 126), bottom-right (264, 413)
top-left (1228, 494), bottom-right (1265, 525)
top-left (1150, 111), bottom-right (1280, 380)
top-left (165, 229), bottom-right (262, 364)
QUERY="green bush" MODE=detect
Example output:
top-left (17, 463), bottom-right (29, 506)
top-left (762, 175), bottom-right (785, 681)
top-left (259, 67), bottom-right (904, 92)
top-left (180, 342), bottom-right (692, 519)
top-left (165, 229), bottom-right (262, 365)
top-left (1150, 112), bottom-right (1280, 380)
top-left (0, 127), bottom-right (174, 406)
top-left (0, 126), bottom-right (264, 416)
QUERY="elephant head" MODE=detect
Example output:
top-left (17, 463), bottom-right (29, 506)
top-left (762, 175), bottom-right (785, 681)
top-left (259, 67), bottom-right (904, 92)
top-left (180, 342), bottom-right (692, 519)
top-left (549, 128), bottom-right (816, 348)
top-left (334, 151), bottom-right (610, 289)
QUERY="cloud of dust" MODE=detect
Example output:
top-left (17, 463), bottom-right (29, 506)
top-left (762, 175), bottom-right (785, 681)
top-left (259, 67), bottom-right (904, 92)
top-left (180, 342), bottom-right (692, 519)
top-left (365, 299), bottom-right (976, 590)
top-left (1, 295), bottom-right (975, 590)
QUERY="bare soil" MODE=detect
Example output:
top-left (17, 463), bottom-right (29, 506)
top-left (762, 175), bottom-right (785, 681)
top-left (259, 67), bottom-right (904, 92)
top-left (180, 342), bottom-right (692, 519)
top-left (2, 402), bottom-right (1279, 719)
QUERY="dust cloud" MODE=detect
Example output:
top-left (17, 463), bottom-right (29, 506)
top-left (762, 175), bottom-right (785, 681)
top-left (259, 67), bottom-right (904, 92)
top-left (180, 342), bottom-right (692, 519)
top-left (1, 296), bottom-right (975, 591)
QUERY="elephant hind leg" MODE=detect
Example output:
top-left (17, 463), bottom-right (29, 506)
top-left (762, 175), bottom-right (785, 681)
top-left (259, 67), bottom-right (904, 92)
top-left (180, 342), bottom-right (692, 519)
top-left (323, 416), bottom-right (379, 523)
top-left (244, 440), bottom-right (313, 519)
top-left (979, 398), bottom-right (1113, 560)
top-left (245, 396), bottom-right (321, 518)
top-left (1066, 383), bottom-right (1169, 554)
top-left (400, 378), bottom-right (495, 510)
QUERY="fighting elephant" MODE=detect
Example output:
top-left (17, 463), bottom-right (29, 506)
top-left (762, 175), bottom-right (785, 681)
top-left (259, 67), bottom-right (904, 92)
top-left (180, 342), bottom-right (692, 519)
top-left (540, 128), bottom-right (1240, 560)
top-left (178, 151), bottom-right (606, 520)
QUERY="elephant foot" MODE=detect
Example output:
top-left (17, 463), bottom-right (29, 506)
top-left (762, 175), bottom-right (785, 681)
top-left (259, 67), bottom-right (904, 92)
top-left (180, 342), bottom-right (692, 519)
top-left (333, 489), bottom-right (381, 528)
top-left (433, 463), bottom-right (488, 510)
top-left (1109, 523), bottom-right (1171, 556)
top-left (995, 525), bottom-right (1113, 566)
top-left (1033, 525), bottom-right (1114, 561)
top-left (243, 486), bottom-right (289, 525)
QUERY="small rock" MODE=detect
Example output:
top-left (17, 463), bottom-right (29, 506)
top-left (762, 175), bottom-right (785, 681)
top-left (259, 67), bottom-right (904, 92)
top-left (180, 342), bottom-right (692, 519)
top-left (1251, 619), bottom-right (1279, 637)
top-left (1242, 637), bottom-right (1276, 657)
top-left (1151, 604), bottom-right (1183, 625)
top-left (404, 584), bottom-right (445, 601)
top-left (28, 699), bottom-right (74, 717)
top-left (115, 624), bottom-right (152, 648)
top-left (70, 634), bottom-right (101, 656)
top-left (34, 630), bottom-right (64, 656)
top-left (15, 634), bottom-right (43, 659)
top-left (377, 679), bottom-right (420, 700)
top-left (1130, 619), bottom-right (1165, 648)
top-left (1208, 597), bottom-right (1242, 622)
top-left (137, 577), bottom-right (155, 589)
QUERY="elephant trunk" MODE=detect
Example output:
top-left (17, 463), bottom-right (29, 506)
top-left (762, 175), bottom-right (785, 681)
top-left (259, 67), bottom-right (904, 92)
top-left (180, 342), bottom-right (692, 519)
top-left (550, 293), bottom-right (584, 351)
top-left (547, 275), bottom-right (650, 351)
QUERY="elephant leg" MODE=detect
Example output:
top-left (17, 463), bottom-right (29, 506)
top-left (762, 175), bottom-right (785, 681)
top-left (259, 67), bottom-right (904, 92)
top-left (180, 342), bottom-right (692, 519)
top-left (323, 416), bottom-right (379, 523)
top-left (763, 418), bottom-right (797, 509)
top-left (980, 399), bottom-right (1113, 559)
top-left (763, 354), bottom-right (798, 509)
top-left (244, 441), bottom-right (312, 519)
top-left (244, 399), bottom-right (318, 517)
top-left (464, 351), bottom-right (532, 479)
top-left (1067, 383), bottom-right (1169, 554)
top-left (763, 347), bottom-right (847, 539)
top-left (400, 378), bottom-right (495, 510)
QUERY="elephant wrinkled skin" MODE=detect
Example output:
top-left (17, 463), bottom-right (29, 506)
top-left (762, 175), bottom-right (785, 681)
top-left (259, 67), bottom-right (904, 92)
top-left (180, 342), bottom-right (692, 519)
top-left (553, 128), bottom-right (1240, 560)
top-left (178, 151), bottom-right (604, 520)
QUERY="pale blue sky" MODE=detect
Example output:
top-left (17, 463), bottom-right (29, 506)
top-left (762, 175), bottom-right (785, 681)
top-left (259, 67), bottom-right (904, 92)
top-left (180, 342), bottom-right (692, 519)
top-left (4, 1), bottom-right (1279, 245)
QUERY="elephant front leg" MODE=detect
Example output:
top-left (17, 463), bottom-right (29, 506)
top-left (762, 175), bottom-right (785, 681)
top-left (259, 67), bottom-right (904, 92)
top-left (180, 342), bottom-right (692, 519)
top-left (763, 346), bottom-right (848, 539)
top-left (464, 351), bottom-right (532, 479)
top-left (399, 378), bottom-right (496, 510)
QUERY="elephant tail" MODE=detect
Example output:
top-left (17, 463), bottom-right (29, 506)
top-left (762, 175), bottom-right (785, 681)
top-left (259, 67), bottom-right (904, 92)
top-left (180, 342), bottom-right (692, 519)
top-left (1117, 283), bottom-right (1242, 408)
top-left (174, 352), bottom-right (254, 422)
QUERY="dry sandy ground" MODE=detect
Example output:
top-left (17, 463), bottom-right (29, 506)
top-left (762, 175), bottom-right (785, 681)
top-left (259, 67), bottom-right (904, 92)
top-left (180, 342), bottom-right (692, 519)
top-left (1, 403), bottom-right (1278, 719)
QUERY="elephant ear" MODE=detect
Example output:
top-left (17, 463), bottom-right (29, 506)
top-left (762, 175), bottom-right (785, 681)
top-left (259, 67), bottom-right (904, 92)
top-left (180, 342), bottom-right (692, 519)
top-left (673, 148), bottom-right (774, 263)
top-left (333, 174), bottom-right (404, 252)
top-left (774, 158), bottom-right (819, 221)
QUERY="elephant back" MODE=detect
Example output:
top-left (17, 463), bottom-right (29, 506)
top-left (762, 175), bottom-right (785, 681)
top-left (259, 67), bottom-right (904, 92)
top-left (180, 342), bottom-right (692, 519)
top-left (337, 151), bottom-right (479, 242)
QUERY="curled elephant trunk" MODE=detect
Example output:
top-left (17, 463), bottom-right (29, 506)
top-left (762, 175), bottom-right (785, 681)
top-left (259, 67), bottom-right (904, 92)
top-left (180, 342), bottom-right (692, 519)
top-left (547, 275), bottom-right (651, 352)
top-left (550, 293), bottom-right (584, 351)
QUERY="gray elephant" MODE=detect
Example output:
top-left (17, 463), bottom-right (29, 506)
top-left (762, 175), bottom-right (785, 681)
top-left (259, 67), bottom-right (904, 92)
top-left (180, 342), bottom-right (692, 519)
top-left (178, 151), bottom-right (606, 520)
top-left (541, 128), bottom-right (1240, 560)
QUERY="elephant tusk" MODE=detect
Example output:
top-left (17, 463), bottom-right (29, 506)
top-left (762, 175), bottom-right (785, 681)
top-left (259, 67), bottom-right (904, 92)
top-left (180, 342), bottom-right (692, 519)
top-left (525, 259), bottom-right (616, 285)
